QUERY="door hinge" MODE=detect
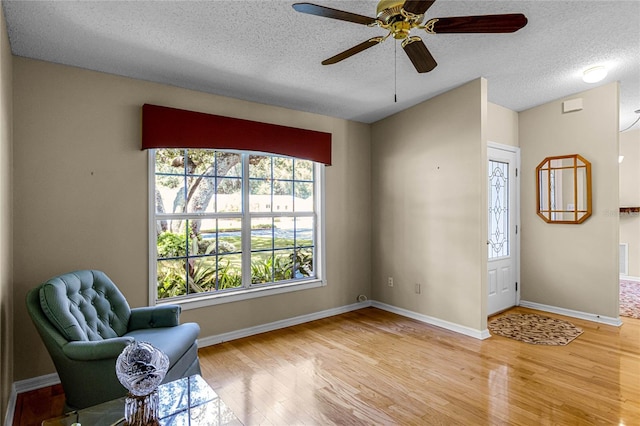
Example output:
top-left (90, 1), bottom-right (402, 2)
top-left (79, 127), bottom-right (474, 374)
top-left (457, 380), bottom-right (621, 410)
top-left (516, 168), bottom-right (518, 177)
top-left (515, 282), bottom-right (518, 291)
top-left (516, 225), bottom-right (518, 235)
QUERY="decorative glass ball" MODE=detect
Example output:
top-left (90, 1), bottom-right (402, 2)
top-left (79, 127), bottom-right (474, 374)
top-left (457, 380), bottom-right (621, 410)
top-left (116, 341), bottom-right (169, 397)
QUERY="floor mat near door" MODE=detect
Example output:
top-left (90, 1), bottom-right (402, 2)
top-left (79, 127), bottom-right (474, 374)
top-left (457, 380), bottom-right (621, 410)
top-left (488, 313), bottom-right (583, 345)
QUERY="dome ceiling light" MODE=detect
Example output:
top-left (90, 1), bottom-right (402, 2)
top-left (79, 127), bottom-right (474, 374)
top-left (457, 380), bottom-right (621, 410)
top-left (582, 66), bottom-right (607, 83)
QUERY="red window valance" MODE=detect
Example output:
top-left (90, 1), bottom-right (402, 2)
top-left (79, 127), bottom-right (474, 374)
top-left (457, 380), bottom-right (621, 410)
top-left (141, 104), bottom-right (332, 165)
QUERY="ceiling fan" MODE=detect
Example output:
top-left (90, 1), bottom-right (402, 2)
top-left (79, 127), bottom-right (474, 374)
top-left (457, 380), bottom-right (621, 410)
top-left (292, 0), bottom-right (528, 73)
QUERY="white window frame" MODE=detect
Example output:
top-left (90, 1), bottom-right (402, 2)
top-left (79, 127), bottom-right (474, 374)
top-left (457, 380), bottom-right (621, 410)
top-left (148, 149), bottom-right (326, 310)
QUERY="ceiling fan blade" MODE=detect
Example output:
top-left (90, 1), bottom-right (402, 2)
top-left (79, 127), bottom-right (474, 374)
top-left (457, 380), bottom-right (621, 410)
top-left (402, 37), bottom-right (437, 73)
top-left (402, 1), bottom-right (436, 16)
top-left (322, 39), bottom-right (382, 65)
top-left (426, 14), bottom-right (528, 33)
top-left (292, 3), bottom-right (377, 26)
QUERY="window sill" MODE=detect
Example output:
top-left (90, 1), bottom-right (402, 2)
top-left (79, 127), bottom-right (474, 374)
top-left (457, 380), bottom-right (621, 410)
top-left (155, 279), bottom-right (326, 311)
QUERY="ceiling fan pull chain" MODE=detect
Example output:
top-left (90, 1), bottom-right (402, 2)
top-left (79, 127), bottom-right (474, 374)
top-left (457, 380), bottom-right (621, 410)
top-left (394, 40), bottom-right (397, 103)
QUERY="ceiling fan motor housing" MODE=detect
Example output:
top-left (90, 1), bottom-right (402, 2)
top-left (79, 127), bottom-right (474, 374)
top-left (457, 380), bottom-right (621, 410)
top-left (376, 0), bottom-right (424, 39)
top-left (376, 0), bottom-right (406, 23)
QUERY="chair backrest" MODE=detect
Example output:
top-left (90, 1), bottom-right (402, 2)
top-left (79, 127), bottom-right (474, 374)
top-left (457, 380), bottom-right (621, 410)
top-left (39, 270), bottom-right (131, 341)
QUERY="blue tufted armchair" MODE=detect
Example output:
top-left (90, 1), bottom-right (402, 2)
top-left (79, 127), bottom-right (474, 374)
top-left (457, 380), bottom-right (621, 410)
top-left (26, 270), bottom-right (201, 410)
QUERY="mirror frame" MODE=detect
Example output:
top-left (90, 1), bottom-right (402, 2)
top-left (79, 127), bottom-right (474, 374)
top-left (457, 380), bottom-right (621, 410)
top-left (536, 154), bottom-right (592, 224)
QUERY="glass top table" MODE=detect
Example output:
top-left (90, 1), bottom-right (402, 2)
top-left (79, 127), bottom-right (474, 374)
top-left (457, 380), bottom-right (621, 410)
top-left (43, 374), bottom-right (242, 426)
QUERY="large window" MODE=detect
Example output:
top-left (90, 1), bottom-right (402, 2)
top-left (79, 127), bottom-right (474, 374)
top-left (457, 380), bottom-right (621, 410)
top-left (150, 149), bottom-right (324, 307)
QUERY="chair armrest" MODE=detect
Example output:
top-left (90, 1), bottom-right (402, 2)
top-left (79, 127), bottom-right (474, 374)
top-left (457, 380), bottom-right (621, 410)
top-left (62, 337), bottom-right (134, 361)
top-left (128, 305), bottom-right (181, 331)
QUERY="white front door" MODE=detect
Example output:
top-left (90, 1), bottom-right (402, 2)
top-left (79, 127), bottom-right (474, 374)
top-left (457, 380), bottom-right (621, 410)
top-left (487, 145), bottom-right (519, 315)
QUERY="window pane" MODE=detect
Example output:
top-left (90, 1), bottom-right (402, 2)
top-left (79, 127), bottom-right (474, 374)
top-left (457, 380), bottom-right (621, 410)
top-left (249, 155), bottom-right (270, 179)
top-left (293, 248), bottom-right (314, 278)
top-left (295, 217), bottom-right (314, 248)
top-left (187, 257), bottom-right (217, 293)
top-left (218, 254), bottom-right (242, 289)
top-left (274, 217), bottom-right (295, 249)
top-left (251, 218), bottom-right (273, 252)
top-left (157, 226), bottom-right (187, 259)
top-left (185, 219), bottom-right (214, 255)
top-left (273, 250), bottom-right (294, 282)
top-left (216, 152), bottom-right (242, 178)
top-left (294, 182), bottom-right (314, 212)
top-left (218, 219), bottom-right (241, 254)
top-left (251, 252), bottom-right (273, 284)
top-left (157, 259), bottom-right (186, 299)
top-left (186, 177), bottom-right (216, 213)
top-left (199, 219), bottom-right (217, 251)
top-left (187, 149), bottom-right (215, 176)
top-left (273, 181), bottom-right (293, 212)
top-left (156, 149), bottom-right (184, 174)
top-left (274, 180), bottom-right (292, 196)
top-left (294, 160), bottom-right (313, 181)
top-left (273, 157), bottom-right (293, 180)
top-left (156, 175), bottom-right (185, 214)
top-left (250, 179), bottom-right (271, 212)
top-left (216, 178), bottom-right (242, 212)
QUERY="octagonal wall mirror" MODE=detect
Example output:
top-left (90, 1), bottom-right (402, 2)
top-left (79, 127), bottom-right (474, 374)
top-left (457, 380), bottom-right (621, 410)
top-left (536, 154), bottom-right (592, 224)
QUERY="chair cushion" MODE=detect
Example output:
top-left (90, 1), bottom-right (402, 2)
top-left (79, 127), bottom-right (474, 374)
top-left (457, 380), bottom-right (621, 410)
top-left (125, 323), bottom-right (200, 367)
top-left (39, 270), bottom-right (131, 341)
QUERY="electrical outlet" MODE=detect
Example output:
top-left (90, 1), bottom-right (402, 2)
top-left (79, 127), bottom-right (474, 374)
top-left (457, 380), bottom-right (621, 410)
top-left (415, 283), bottom-right (421, 294)
top-left (388, 277), bottom-right (394, 287)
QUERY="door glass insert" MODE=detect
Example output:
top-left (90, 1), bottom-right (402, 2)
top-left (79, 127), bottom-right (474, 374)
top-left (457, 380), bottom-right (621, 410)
top-left (488, 160), bottom-right (509, 259)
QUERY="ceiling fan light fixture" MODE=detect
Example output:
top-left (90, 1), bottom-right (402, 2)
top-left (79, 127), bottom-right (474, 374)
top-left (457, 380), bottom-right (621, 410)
top-left (582, 66), bottom-right (607, 83)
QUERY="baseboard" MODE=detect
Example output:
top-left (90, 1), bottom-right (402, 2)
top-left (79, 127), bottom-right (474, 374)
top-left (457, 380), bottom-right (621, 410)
top-left (197, 300), bottom-right (372, 347)
top-left (12, 372), bottom-right (61, 393)
top-left (371, 301), bottom-right (491, 340)
top-left (4, 386), bottom-right (16, 426)
top-left (620, 275), bottom-right (640, 283)
top-left (519, 300), bottom-right (623, 326)
top-left (5, 372), bottom-right (61, 425)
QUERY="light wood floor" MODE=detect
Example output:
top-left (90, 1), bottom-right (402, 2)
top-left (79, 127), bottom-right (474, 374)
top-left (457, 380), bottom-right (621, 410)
top-left (14, 306), bottom-right (640, 425)
top-left (200, 307), bottom-right (640, 425)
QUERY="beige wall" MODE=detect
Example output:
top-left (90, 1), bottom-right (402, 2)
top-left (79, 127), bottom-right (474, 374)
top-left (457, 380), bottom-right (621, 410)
top-left (371, 79), bottom-right (488, 332)
top-left (488, 102), bottom-right (518, 147)
top-left (619, 128), bottom-right (640, 277)
top-left (519, 83), bottom-right (620, 317)
top-left (12, 57), bottom-right (371, 380)
top-left (0, 4), bottom-right (14, 418)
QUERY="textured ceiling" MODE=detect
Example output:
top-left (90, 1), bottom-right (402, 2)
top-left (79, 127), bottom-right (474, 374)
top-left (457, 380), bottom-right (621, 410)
top-left (3, 0), bottom-right (640, 130)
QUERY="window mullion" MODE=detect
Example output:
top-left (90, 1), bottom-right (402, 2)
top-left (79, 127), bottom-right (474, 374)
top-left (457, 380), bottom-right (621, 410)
top-left (241, 154), bottom-right (251, 288)
top-left (148, 150), bottom-right (158, 306)
top-left (316, 163), bottom-right (325, 282)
